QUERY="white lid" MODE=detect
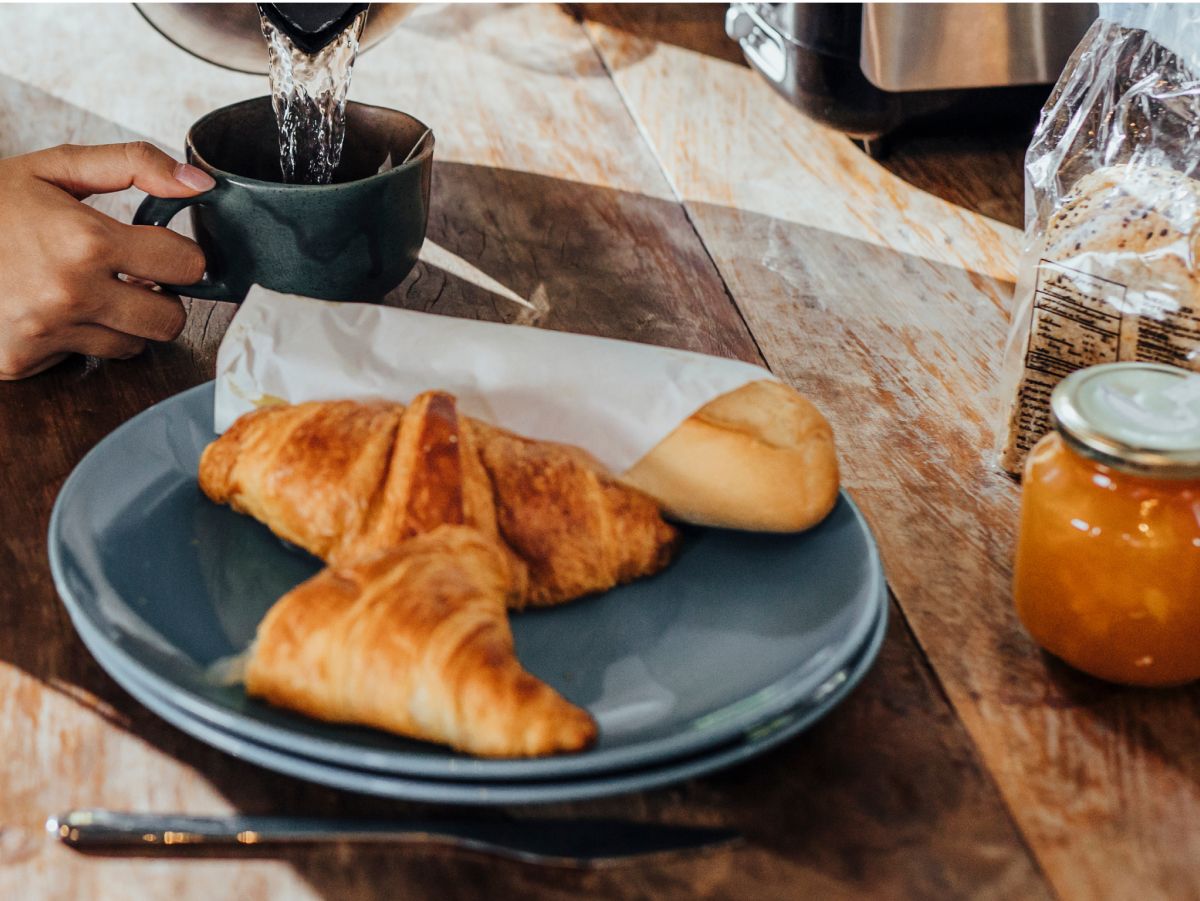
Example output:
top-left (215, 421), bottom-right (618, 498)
top-left (1052, 362), bottom-right (1200, 477)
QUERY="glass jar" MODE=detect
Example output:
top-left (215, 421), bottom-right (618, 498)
top-left (1013, 362), bottom-right (1200, 687)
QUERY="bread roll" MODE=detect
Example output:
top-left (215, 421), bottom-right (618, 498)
top-left (620, 380), bottom-right (839, 532)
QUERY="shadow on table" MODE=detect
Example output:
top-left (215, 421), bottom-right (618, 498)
top-left (871, 123), bottom-right (1030, 230)
top-left (572, 3), bottom-right (748, 68)
top-left (1000, 645), bottom-right (1200, 766)
top-left (380, 160), bottom-right (755, 362)
top-left (26, 596), bottom-right (1056, 899)
top-left (568, 1), bottom-right (1028, 228)
top-left (5, 174), bottom-right (1058, 899)
top-left (0, 79), bottom-right (1058, 897)
top-left (0, 21), bottom-right (1165, 898)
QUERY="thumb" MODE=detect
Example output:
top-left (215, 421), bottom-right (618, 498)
top-left (28, 141), bottom-right (215, 200)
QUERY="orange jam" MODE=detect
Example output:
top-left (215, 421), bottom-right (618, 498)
top-left (1015, 430), bottom-right (1200, 686)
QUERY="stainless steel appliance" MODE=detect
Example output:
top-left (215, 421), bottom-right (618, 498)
top-left (726, 3), bottom-right (1099, 154)
top-left (135, 3), bottom-right (414, 74)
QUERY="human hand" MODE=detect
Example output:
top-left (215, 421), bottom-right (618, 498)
top-left (0, 141), bottom-right (212, 380)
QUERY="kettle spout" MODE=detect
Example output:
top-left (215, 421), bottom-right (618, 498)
top-left (258, 3), bottom-right (369, 55)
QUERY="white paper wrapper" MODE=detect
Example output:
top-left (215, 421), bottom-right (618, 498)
top-left (213, 286), bottom-right (776, 474)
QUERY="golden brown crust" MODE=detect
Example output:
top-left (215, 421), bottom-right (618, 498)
top-left (245, 526), bottom-right (597, 757)
top-left (199, 400), bottom-right (407, 560)
top-left (620, 380), bottom-right (840, 532)
top-left (199, 392), bottom-right (677, 607)
top-left (471, 421), bottom-right (680, 608)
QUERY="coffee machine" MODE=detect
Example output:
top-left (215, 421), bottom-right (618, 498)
top-left (726, 3), bottom-right (1099, 155)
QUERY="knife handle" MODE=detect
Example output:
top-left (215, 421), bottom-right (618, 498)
top-left (49, 810), bottom-right (491, 849)
top-left (49, 810), bottom-right (305, 847)
top-left (47, 809), bottom-right (740, 866)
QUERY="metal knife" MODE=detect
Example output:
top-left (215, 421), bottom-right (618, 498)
top-left (48, 810), bottom-right (741, 867)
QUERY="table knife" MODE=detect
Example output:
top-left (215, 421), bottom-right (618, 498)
top-left (48, 810), bottom-right (740, 867)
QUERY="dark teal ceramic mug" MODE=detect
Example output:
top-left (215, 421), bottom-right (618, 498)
top-left (134, 96), bottom-right (434, 303)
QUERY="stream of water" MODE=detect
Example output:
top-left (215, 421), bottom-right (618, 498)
top-left (259, 8), bottom-right (367, 184)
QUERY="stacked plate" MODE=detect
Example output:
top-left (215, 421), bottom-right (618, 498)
top-left (49, 383), bottom-right (887, 805)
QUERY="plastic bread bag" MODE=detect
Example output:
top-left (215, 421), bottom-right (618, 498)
top-left (997, 4), bottom-right (1200, 474)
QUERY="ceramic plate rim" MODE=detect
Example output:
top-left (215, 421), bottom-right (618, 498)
top-left (49, 381), bottom-right (888, 781)
top-left (67, 594), bottom-right (888, 805)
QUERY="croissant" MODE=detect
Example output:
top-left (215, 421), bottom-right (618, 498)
top-left (199, 391), bottom-right (679, 607)
top-left (245, 525), bottom-right (598, 757)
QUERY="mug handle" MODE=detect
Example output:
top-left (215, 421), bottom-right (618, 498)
top-left (133, 194), bottom-right (231, 300)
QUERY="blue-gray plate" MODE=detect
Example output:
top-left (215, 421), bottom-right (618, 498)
top-left (49, 382), bottom-right (887, 783)
top-left (67, 592), bottom-right (886, 804)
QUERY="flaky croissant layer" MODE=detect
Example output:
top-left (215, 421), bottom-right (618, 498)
top-left (200, 391), bottom-right (680, 756)
top-left (199, 392), bottom-right (679, 608)
top-left (245, 526), bottom-right (598, 757)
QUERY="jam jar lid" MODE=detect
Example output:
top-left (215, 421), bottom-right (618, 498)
top-left (1051, 362), bottom-right (1200, 478)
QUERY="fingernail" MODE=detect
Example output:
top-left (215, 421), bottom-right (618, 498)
top-left (174, 163), bottom-right (215, 191)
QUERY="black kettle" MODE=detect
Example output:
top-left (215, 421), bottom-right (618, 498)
top-left (135, 2), bottom-right (413, 73)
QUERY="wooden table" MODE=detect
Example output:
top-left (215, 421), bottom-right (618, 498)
top-left (0, 5), bottom-right (1193, 899)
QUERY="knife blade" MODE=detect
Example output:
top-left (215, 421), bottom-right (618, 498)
top-left (47, 809), bottom-right (741, 867)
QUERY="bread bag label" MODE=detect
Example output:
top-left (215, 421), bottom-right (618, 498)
top-left (1001, 258), bottom-right (1200, 471)
top-left (996, 7), bottom-right (1200, 475)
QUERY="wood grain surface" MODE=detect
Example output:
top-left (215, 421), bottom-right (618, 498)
top-left (583, 5), bottom-right (1200, 901)
top-left (0, 3), bottom-right (1178, 900)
